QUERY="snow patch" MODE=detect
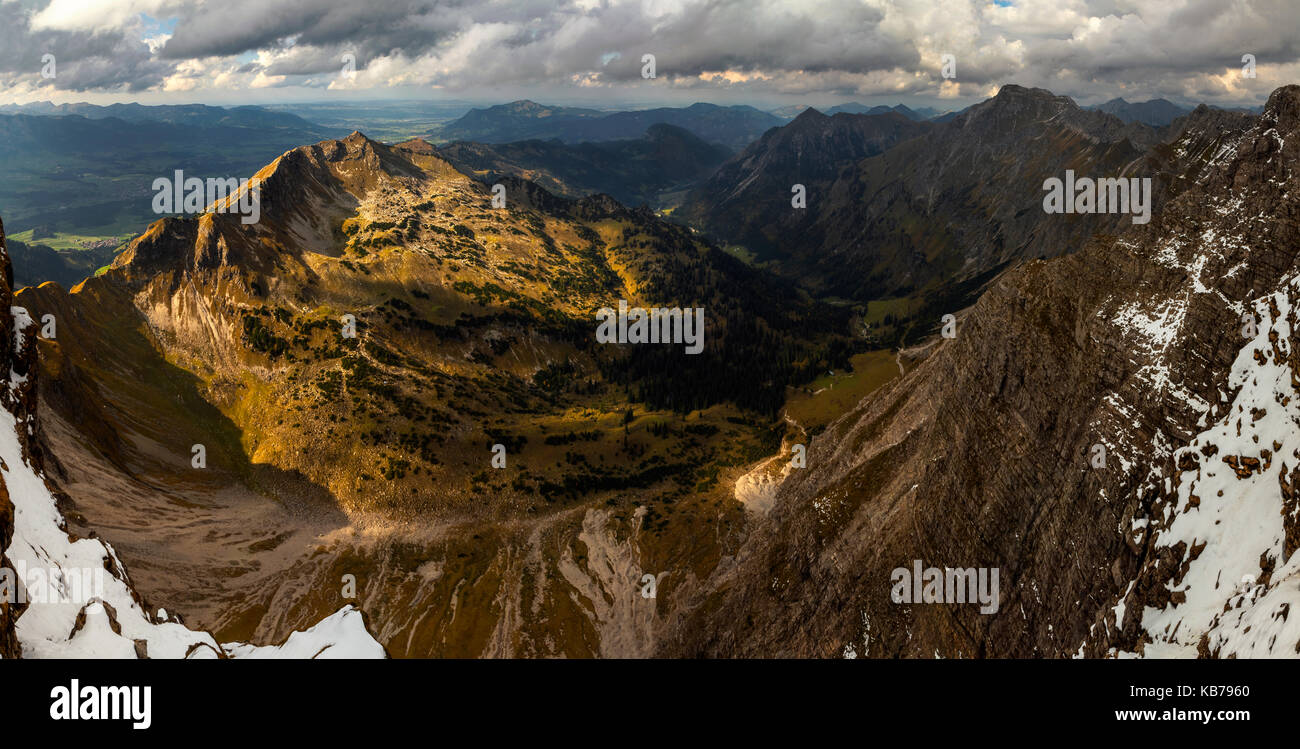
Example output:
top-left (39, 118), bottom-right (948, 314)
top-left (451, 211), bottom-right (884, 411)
top-left (0, 397), bottom-right (385, 659)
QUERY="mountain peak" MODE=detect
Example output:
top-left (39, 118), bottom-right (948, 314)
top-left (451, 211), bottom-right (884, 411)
top-left (114, 130), bottom-right (463, 278)
top-left (325, 130), bottom-right (396, 167)
top-left (394, 136), bottom-right (435, 154)
top-left (953, 84), bottom-right (1082, 131)
top-left (791, 107), bottom-right (829, 123)
top-left (643, 121), bottom-right (695, 140)
top-left (1261, 84), bottom-right (1300, 132)
top-left (993, 84), bottom-right (1075, 104)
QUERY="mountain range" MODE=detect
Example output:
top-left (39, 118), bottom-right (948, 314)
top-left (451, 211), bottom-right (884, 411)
top-left (770, 103), bottom-right (945, 120)
top-left (1089, 97), bottom-right (1192, 126)
top-left (2, 83), bottom-right (1298, 659)
top-left (824, 102), bottom-right (940, 120)
top-left (0, 101), bottom-right (333, 132)
top-left (680, 86), bottom-right (1253, 346)
top-left (4, 130), bottom-right (855, 655)
top-left (428, 100), bottom-right (783, 152)
top-left (662, 84), bottom-right (1300, 658)
top-left (0, 108), bottom-right (339, 256)
top-left (436, 123), bottom-right (732, 208)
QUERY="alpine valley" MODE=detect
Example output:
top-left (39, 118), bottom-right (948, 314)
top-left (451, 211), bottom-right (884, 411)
top-left (2, 82), bottom-right (1298, 660)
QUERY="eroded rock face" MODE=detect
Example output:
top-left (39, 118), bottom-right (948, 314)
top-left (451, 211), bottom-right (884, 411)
top-left (1083, 87), bottom-right (1300, 658)
top-left (0, 215), bottom-right (23, 659)
top-left (0, 484), bottom-right (19, 658)
top-left (660, 86), bottom-right (1300, 659)
top-left (0, 215), bottom-right (40, 660)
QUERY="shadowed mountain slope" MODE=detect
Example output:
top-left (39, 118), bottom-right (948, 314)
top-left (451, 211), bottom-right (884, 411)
top-left (659, 85), bottom-right (1300, 659)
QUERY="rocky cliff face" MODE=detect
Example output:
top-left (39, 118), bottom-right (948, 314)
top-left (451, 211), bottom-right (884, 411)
top-left (0, 215), bottom-right (31, 658)
top-left (1082, 85), bottom-right (1300, 657)
top-left (660, 85), bottom-right (1300, 659)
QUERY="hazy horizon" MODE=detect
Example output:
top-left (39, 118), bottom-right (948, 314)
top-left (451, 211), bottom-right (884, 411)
top-left (0, 88), bottom-right (1268, 118)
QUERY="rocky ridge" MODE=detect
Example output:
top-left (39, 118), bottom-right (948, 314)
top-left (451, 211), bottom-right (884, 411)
top-left (659, 85), bottom-right (1300, 659)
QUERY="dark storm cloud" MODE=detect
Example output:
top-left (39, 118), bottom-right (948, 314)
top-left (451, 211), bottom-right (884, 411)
top-left (594, 0), bottom-right (917, 82)
top-left (154, 0), bottom-right (918, 82)
top-left (159, 0), bottom-right (462, 62)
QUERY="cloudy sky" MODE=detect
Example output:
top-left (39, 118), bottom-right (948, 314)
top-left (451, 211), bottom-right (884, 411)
top-left (0, 0), bottom-right (1295, 110)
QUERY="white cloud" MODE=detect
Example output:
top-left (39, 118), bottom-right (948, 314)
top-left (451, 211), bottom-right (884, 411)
top-left (30, 0), bottom-right (175, 32)
top-left (3, 0), bottom-right (1298, 107)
